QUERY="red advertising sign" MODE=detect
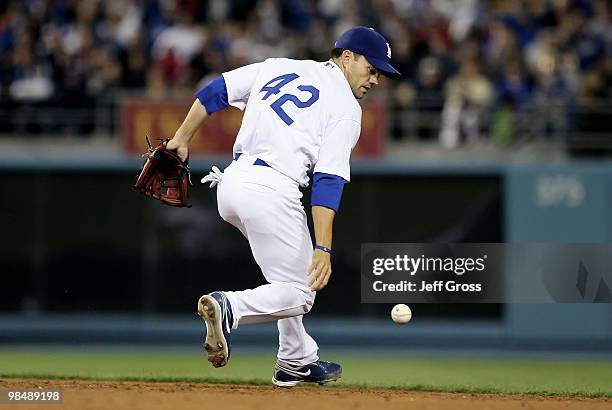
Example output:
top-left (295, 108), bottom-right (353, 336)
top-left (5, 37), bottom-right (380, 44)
top-left (121, 98), bottom-right (385, 156)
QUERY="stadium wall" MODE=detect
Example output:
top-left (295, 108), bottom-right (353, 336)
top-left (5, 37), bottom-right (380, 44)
top-left (1, 158), bottom-right (611, 349)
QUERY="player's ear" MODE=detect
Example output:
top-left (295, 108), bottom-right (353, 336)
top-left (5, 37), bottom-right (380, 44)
top-left (341, 50), bottom-right (353, 68)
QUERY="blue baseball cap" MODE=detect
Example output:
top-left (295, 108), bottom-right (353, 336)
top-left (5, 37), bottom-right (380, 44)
top-left (334, 26), bottom-right (401, 79)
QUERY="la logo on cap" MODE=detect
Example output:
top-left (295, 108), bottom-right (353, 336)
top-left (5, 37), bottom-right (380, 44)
top-left (334, 26), bottom-right (402, 79)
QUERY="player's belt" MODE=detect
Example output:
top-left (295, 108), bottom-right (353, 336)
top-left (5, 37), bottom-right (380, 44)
top-left (233, 153), bottom-right (270, 167)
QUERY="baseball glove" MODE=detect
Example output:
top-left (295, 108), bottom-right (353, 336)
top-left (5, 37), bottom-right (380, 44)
top-left (133, 136), bottom-right (192, 207)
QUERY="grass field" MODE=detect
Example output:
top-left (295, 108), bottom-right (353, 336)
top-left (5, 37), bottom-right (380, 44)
top-left (1, 347), bottom-right (611, 398)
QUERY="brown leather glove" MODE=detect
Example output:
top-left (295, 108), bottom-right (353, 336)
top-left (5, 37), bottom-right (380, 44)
top-left (133, 136), bottom-right (192, 207)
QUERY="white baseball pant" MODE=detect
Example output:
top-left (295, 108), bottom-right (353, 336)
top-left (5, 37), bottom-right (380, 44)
top-left (216, 154), bottom-right (319, 365)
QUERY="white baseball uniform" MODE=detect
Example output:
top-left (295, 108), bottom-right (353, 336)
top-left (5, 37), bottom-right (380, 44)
top-left (215, 58), bottom-right (361, 365)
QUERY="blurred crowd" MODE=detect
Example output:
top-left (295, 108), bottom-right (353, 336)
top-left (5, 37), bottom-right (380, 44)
top-left (0, 0), bottom-right (611, 145)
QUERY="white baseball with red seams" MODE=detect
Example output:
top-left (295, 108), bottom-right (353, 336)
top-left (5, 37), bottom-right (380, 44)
top-left (391, 304), bottom-right (412, 324)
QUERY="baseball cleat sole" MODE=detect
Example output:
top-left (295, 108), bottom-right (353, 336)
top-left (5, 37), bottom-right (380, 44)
top-left (271, 376), bottom-right (341, 388)
top-left (272, 378), bottom-right (300, 388)
top-left (317, 378), bottom-right (341, 386)
top-left (197, 295), bottom-right (229, 368)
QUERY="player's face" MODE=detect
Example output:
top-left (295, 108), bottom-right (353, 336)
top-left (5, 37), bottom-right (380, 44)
top-left (345, 54), bottom-right (380, 99)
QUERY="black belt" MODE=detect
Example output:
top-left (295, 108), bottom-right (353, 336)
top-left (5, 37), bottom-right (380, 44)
top-left (233, 153), bottom-right (270, 167)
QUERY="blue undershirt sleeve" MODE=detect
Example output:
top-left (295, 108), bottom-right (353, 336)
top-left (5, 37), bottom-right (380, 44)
top-left (311, 172), bottom-right (347, 212)
top-left (195, 76), bottom-right (230, 115)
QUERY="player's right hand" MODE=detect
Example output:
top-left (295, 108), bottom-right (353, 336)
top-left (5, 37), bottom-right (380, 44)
top-left (166, 138), bottom-right (189, 162)
top-left (308, 250), bottom-right (332, 291)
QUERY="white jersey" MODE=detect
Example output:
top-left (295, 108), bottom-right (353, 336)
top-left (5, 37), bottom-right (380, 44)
top-left (222, 58), bottom-right (361, 186)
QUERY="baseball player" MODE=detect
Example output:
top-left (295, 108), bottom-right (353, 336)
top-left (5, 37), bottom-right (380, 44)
top-left (166, 26), bottom-right (400, 387)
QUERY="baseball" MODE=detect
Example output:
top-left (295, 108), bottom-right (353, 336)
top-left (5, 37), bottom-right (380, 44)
top-left (391, 304), bottom-right (412, 324)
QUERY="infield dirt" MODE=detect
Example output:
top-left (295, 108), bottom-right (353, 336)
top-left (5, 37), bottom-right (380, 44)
top-left (1, 379), bottom-right (610, 410)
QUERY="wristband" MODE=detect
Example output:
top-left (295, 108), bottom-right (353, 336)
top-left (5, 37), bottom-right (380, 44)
top-left (315, 245), bottom-right (333, 254)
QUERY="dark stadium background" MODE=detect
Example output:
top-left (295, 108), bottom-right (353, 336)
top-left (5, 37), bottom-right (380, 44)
top-left (1, 0), bottom-right (611, 352)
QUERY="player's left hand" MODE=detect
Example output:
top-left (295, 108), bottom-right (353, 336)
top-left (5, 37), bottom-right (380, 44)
top-left (166, 138), bottom-right (189, 162)
top-left (308, 250), bottom-right (332, 291)
top-left (133, 136), bottom-right (192, 207)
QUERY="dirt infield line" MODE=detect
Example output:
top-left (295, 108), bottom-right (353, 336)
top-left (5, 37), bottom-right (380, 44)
top-left (1, 379), bottom-right (611, 410)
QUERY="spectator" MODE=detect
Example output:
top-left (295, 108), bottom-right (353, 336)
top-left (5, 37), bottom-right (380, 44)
top-left (120, 35), bottom-right (148, 89)
top-left (98, 0), bottom-right (142, 49)
top-left (9, 32), bottom-right (53, 101)
top-left (0, 0), bottom-right (611, 144)
top-left (491, 58), bottom-right (532, 144)
top-left (439, 58), bottom-right (493, 148)
top-left (530, 49), bottom-right (576, 139)
top-left (151, 11), bottom-right (205, 71)
top-left (483, 20), bottom-right (521, 79)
